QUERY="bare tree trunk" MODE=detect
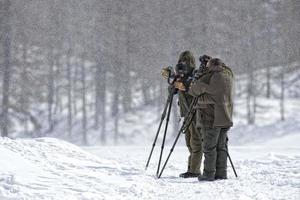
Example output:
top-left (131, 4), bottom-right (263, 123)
top-left (100, 72), bottom-right (107, 144)
top-left (80, 58), bottom-right (88, 145)
top-left (122, 1), bottom-right (132, 114)
top-left (66, 48), bottom-right (72, 139)
top-left (1, 0), bottom-right (11, 137)
top-left (54, 56), bottom-right (63, 114)
top-left (47, 48), bottom-right (55, 133)
top-left (114, 110), bottom-right (119, 145)
top-left (280, 66), bottom-right (285, 121)
top-left (252, 88), bottom-right (257, 124)
top-left (266, 66), bottom-right (271, 98)
top-left (121, 68), bottom-right (131, 113)
top-left (100, 67), bottom-right (107, 143)
top-left (94, 64), bottom-right (101, 129)
top-left (112, 80), bottom-right (120, 145)
top-left (265, 10), bottom-right (272, 99)
top-left (95, 62), bottom-right (107, 144)
top-left (20, 41), bottom-right (30, 136)
top-left (246, 62), bottom-right (255, 125)
top-left (73, 64), bottom-right (79, 116)
top-left (244, 3), bottom-right (257, 125)
top-left (101, 100), bottom-right (106, 144)
top-left (142, 79), bottom-right (151, 105)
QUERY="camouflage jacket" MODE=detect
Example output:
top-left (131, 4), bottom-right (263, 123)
top-left (178, 90), bottom-right (194, 118)
top-left (188, 65), bottom-right (234, 128)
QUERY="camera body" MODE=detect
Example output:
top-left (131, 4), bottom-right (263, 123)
top-left (199, 55), bottom-right (212, 69)
top-left (162, 64), bottom-right (193, 90)
top-left (175, 62), bottom-right (189, 78)
top-left (163, 62), bottom-right (189, 80)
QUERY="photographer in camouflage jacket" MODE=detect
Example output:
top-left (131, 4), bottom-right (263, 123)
top-left (175, 57), bottom-right (234, 181)
top-left (162, 51), bottom-right (203, 178)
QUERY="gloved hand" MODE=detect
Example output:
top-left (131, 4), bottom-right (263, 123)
top-left (161, 67), bottom-right (170, 79)
top-left (174, 81), bottom-right (186, 91)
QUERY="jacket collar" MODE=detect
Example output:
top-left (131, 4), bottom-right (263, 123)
top-left (208, 65), bottom-right (223, 72)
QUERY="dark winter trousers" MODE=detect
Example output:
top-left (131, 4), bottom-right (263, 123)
top-left (184, 121), bottom-right (203, 174)
top-left (201, 127), bottom-right (229, 178)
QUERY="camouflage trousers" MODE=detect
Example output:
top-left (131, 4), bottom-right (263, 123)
top-left (184, 121), bottom-right (203, 174)
top-left (201, 127), bottom-right (229, 178)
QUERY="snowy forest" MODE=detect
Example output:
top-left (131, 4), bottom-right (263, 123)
top-left (0, 0), bottom-right (300, 145)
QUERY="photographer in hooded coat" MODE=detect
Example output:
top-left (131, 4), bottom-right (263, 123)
top-left (175, 57), bottom-right (234, 181)
top-left (162, 50), bottom-right (202, 178)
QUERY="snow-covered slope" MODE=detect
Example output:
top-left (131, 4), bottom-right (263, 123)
top-left (0, 137), bottom-right (130, 199)
top-left (0, 137), bottom-right (299, 200)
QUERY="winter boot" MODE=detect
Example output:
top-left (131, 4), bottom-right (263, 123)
top-left (215, 169), bottom-right (227, 180)
top-left (198, 173), bottom-right (215, 181)
top-left (215, 175), bottom-right (227, 180)
top-left (179, 172), bottom-right (200, 178)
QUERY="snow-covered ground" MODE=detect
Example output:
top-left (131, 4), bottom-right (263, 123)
top-left (0, 137), bottom-right (299, 200)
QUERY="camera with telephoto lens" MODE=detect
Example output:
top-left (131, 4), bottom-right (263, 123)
top-left (199, 55), bottom-right (212, 69)
top-left (162, 62), bottom-right (188, 80)
top-left (175, 62), bottom-right (189, 78)
top-left (191, 55), bottom-right (212, 81)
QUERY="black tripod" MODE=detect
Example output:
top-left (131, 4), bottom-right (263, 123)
top-left (226, 144), bottom-right (238, 178)
top-left (144, 77), bottom-right (199, 176)
top-left (145, 85), bottom-right (177, 177)
top-left (157, 96), bottom-right (199, 178)
top-left (145, 83), bottom-right (238, 178)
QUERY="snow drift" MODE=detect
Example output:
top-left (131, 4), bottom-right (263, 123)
top-left (0, 137), bottom-right (128, 199)
top-left (0, 137), bottom-right (299, 200)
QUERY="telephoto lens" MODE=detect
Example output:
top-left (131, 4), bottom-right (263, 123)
top-left (199, 55), bottom-right (212, 68)
top-left (175, 62), bottom-right (188, 77)
top-left (199, 55), bottom-right (211, 65)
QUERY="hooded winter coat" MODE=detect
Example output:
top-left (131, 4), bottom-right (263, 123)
top-left (188, 63), bottom-right (234, 128)
top-left (177, 51), bottom-right (196, 117)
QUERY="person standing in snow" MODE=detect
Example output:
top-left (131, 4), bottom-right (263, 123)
top-left (162, 50), bottom-right (203, 178)
top-left (175, 57), bottom-right (234, 181)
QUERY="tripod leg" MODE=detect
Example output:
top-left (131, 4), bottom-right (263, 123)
top-left (227, 150), bottom-right (238, 178)
top-left (145, 91), bottom-right (173, 170)
top-left (156, 92), bottom-right (174, 177)
top-left (225, 138), bottom-right (238, 178)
